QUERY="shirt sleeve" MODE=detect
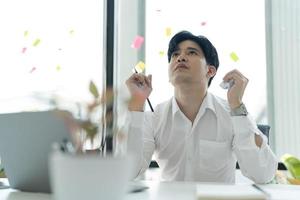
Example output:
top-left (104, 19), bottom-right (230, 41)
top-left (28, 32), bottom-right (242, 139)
top-left (126, 111), bottom-right (155, 179)
top-left (231, 114), bottom-right (278, 184)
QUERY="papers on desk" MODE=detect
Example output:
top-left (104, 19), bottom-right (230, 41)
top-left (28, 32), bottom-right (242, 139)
top-left (197, 184), bottom-right (268, 200)
top-left (0, 180), bottom-right (9, 189)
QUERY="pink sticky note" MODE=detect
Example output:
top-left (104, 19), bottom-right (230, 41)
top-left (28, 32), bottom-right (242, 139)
top-left (201, 21), bottom-right (207, 26)
top-left (29, 67), bottom-right (36, 73)
top-left (131, 35), bottom-right (144, 49)
top-left (22, 47), bottom-right (27, 53)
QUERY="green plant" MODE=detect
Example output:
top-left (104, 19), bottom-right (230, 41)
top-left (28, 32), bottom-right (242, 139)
top-left (281, 154), bottom-right (300, 180)
top-left (0, 166), bottom-right (5, 178)
top-left (54, 81), bottom-right (115, 154)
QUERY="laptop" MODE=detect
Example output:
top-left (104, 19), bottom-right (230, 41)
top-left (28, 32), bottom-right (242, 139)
top-left (0, 111), bottom-right (71, 193)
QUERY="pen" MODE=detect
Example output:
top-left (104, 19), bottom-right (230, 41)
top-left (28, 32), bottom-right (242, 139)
top-left (129, 186), bottom-right (149, 193)
top-left (252, 184), bottom-right (271, 199)
top-left (134, 68), bottom-right (154, 112)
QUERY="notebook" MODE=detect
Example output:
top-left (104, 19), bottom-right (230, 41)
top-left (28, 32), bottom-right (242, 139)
top-left (0, 111), bottom-right (71, 193)
top-left (197, 184), bottom-right (269, 200)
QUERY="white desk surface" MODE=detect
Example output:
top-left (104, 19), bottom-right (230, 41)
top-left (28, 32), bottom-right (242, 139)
top-left (1, 179), bottom-right (300, 200)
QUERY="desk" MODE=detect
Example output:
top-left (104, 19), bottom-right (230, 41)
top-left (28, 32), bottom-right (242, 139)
top-left (1, 179), bottom-right (300, 200)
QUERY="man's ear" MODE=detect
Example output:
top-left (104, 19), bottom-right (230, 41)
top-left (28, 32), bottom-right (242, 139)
top-left (207, 65), bottom-right (217, 78)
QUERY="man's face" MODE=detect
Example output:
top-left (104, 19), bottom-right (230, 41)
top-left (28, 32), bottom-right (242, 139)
top-left (168, 40), bottom-right (214, 87)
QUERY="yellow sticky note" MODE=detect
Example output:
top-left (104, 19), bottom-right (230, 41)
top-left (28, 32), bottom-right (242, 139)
top-left (56, 65), bottom-right (61, 71)
top-left (33, 39), bottom-right (41, 47)
top-left (135, 61), bottom-right (146, 73)
top-left (24, 31), bottom-right (29, 37)
top-left (159, 51), bottom-right (165, 57)
top-left (230, 52), bottom-right (239, 62)
top-left (165, 27), bottom-right (172, 37)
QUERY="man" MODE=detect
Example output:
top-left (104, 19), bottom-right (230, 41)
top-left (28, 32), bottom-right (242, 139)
top-left (125, 31), bottom-right (277, 183)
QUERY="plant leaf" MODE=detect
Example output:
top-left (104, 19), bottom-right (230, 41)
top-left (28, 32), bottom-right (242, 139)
top-left (89, 81), bottom-right (99, 98)
top-left (81, 121), bottom-right (98, 140)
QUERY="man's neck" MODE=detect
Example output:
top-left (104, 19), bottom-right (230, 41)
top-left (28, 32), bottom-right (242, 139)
top-left (174, 84), bottom-right (207, 123)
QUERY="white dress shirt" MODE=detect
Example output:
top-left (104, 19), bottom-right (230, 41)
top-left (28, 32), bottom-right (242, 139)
top-left (126, 92), bottom-right (278, 183)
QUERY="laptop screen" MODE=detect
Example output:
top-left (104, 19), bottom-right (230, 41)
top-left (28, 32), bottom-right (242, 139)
top-left (0, 111), bottom-right (71, 193)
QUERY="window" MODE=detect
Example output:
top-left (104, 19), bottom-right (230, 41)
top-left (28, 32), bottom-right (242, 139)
top-left (145, 0), bottom-right (267, 123)
top-left (0, 0), bottom-right (104, 113)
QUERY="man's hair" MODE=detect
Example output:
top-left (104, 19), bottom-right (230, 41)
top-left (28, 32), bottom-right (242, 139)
top-left (167, 31), bottom-right (219, 87)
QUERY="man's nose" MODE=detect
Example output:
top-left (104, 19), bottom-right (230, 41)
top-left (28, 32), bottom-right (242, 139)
top-left (177, 53), bottom-right (187, 62)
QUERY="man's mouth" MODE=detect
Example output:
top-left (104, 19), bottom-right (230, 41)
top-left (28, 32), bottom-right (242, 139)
top-left (175, 64), bottom-right (188, 71)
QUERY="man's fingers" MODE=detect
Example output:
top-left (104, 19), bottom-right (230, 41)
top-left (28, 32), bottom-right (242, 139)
top-left (223, 70), bottom-right (241, 81)
top-left (126, 73), bottom-right (153, 89)
top-left (131, 74), bottom-right (145, 84)
top-left (145, 74), bottom-right (152, 88)
top-left (223, 69), bottom-right (248, 84)
top-left (148, 74), bottom-right (152, 88)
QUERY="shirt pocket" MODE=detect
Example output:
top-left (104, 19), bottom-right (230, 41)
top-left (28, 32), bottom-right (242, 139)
top-left (196, 139), bottom-right (232, 172)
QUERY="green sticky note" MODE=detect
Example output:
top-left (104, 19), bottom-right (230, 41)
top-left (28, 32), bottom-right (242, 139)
top-left (33, 39), bottom-right (41, 47)
top-left (69, 29), bottom-right (75, 35)
top-left (230, 52), bottom-right (239, 62)
top-left (24, 31), bottom-right (29, 37)
top-left (159, 51), bottom-right (165, 57)
top-left (56, 65), bottom-right (61, 71)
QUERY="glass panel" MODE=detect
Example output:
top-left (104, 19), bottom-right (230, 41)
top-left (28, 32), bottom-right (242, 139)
top-left (146, 0), bottom-right (266, 123)
top-left (0, 0), bottom-right (103, 113)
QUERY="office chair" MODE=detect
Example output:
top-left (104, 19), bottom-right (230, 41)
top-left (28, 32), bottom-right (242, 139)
top-left (257, 124), bottom-right (270, 143)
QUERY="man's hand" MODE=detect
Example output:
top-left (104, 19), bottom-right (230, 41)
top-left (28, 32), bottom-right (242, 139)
top-left (223, 69), bottom-right (248, 109)
top-left (126, 73), bottom-right (152, 111)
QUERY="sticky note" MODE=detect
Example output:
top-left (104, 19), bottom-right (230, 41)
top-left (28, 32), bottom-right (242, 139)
top-left (135, 61), bottom-right (146, 73)
top-left (29, 67), bottom-right (36, 73)
top-left (159, 51), bottom-right (165, 57)
top-left (22, 47), bottom-right (27, 53)
top-left (131, 35), bottom-right (144, 49)
top-left (24, 31), bottom-right (29, 37)
top-left (33, 39), bottom-right (41, 47)
top-left (165, 27), bottom-right (172, 37)
top-left (69, 29), bottom-right (75, 35)
top-left (56, 65), bottom-right (61, 71)
top-left (230, 52), bottom-right (239, 62)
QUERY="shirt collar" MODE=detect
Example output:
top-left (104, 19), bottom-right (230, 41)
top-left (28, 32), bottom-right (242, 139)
top-left (171, 92), bottom-right (216, 117)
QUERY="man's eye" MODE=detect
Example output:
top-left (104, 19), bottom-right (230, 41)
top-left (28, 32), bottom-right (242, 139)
top-left (188, 50), bottom-right (197, 55)
top-left (171, 52), bottom-right (180, 57)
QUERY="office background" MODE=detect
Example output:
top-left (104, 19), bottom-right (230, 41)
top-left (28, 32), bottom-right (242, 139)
top-left (0, 0), bottom-right (299, 159)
